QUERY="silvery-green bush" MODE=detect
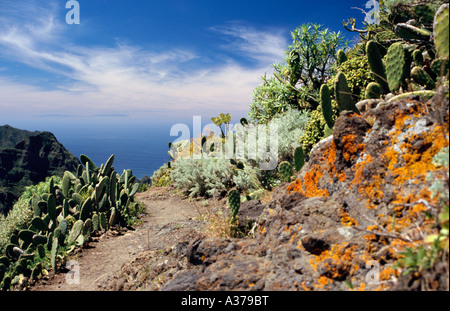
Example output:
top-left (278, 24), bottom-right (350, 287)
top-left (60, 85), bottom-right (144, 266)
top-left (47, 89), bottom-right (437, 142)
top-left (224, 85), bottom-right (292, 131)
top-left (170, 158), bottom-right (234, 197)
top-left (266, 108), bottom-right (310, 161)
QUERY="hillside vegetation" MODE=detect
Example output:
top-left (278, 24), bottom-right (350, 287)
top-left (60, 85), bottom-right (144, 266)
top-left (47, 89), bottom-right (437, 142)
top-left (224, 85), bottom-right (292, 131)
top-left (1, 0), bottom-right (449, 291)
top-left (149, 0), bottom-right (449, 291)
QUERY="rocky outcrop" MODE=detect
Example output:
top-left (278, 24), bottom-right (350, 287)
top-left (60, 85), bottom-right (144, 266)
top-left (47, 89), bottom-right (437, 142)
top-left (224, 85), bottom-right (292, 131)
top-left (159, 94), bottom-right (448, 291)
top-left (0, 125), bottom-right (80, 215)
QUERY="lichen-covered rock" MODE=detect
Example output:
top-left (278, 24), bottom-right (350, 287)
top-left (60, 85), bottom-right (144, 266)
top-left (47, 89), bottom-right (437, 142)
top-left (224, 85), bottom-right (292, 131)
top-left (158, 93), bottom-right (448, 291)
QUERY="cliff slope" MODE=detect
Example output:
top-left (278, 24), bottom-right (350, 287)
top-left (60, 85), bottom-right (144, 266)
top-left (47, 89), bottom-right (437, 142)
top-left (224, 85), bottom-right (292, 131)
top-left (0, 125), bottom-right (80, 215)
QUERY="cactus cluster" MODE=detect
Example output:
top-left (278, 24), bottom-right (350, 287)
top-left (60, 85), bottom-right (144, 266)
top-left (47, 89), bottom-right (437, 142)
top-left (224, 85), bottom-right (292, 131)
top-left (227, 190), bottom-right (241, 220)
top-left (0, 154), bottom-right (140, 290)
top-left (434, 4), bottom-right (449, 59)
top-left (364, 4), bottom-right (449, 95)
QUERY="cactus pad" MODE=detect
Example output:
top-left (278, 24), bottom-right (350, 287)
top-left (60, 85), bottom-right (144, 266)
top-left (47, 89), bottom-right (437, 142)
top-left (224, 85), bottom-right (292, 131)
top-left (434, 4), bottom-right (449, 58)
top-left (68, 220), bottom-right (83, 245)
top-left (385, 42), bottom-right (406, 92)
top-left (320, 84), bottom-right (334, 129)
top-left (366, 40), bottom-right (389, 93)
top-left (294, 146), bottom-right (305, 172)
top-left (334, 72), bottom-right (359, 113)
top-left (227, 190), bottom-right (240, 219)
top-left (365, 82), bottom-right (382, 99)
top-left (278, 161), bottom-right (293, 182)
top-left (411, 66), bottom-right (436, 89)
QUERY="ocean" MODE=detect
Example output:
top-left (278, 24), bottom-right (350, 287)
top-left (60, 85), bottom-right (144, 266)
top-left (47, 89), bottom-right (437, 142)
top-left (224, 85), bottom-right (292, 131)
top-left (3, 114), bottom-right (247, 180)
top-left (4, 117), bottom-right (181, 180)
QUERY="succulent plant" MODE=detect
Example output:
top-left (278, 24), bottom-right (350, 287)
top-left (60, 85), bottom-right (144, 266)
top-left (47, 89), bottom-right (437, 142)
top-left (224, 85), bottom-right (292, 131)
top-left (31, 217), bottom-right (48, 232)
top-left (433, 3), bottom-right (449, 59)
top-left (394, 23), bottom-right (431, 41)
top-left (68, 220), bottom-right (83, 245)
top-left (80, 154), bottom-right (98, 172)
top-left (337, 49), bottom-right (347, 65)
top-left (36, 245), bottom-right (45, 259)
top-left (294, 146), bottom-right (305, 172)
top-left (79, 198), bottom-right (93, 222)
top-left (366, 40), bottom-right (389, 94)
top-left (100, 212), bottom-right (107, 231)
top-left (278, 161), bottom-right (293, 182)
top-left (320, 84), bottom-right (334, 129)
top-left (385, 42), bottom-right (407, 92)
top-left (411, 66), bottom-right (436, 89)
top-left (334, 72), bottom-right (359, 113)
top-left (412, 50), bottom-right (424, 67)
top-left (92, 213), bottom-right (100, 231)
top-left (47, 194), bottom-right (57, 222)
top-left (227, 190), bottom-right (241, 219)
top-left (365, 82), bottom-right (382, 99)
top-left (431, 58), bottom-right (449, 77)
top-left (50, 238), bottom-right (59, 271)
top-left (32, 234), bottom-right (47, 246)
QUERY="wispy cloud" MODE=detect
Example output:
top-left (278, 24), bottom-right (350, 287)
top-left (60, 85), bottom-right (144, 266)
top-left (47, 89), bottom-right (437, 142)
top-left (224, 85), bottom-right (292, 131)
top-left (0, 2), bottom-right (287, 119)
top-left (211, 22), bottom-right (287, 64)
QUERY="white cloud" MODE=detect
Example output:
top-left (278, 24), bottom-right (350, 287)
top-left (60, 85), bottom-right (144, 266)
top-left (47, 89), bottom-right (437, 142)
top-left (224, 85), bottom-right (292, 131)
top-left (0, 2), bottom-right (287, 120)
top-left (211, 22), bottom-right (288, 64)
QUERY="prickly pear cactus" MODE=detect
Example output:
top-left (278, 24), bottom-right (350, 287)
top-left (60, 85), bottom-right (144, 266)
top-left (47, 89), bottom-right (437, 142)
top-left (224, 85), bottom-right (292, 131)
top-left (431, 58), bottom-right (449, 77)
top-left (294, 146), bottom-right (305, 172)
top-left (411, 66), bottom-right (436, 89)
top-left (434, 3), bottom-right (449, 58)
top-left (92, 213), bottom-right (100, 231)
top-left (227, 190), bottom-right (241, 219)
top-left (337, 49), bottom-right (347, 65)
top-left (50, 238), bottom-right (59, 271)
top-left (334, 72), bottom-right (359, 113)
top-left (366, 40), bottom-right (389, 93)
top-left (68, 220), bottom-right (83, 245)
top-left (385, 42), bottom-right (407, 92)
top-left (365, 82), bottom-right (382, 99)
top-left (412, 50), bottom-right (424, 66)
top-left (320, 84), bottom-right (334, 129)
top-left (278, 161), bottom-right (293, 182)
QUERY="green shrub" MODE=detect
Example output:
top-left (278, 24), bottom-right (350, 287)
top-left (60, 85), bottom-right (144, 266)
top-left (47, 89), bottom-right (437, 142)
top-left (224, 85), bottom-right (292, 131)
top-left (0, 177), bottom-right (60, 252)
top-left (330, 54), bottom-right (373, 102)
top-left (151, 163), bottom-right (173, 187)
top-left (249, 23), bottom-right (347, 124)
top-left (265, 108), bottom-right (310, 162)
top-left (170, 158), bottom-right (234, 198)
top-left (248, 75), bottom-right (296, 124)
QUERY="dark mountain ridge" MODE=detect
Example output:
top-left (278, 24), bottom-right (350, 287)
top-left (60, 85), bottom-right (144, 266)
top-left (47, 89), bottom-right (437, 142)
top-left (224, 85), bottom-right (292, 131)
top-left (0, 124), bottom-right (80, 215)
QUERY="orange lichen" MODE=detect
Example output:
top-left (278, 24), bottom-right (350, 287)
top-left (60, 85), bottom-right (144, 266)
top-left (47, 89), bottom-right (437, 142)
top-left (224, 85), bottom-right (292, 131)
top-left (380, 266), bottom-right (400, 282)
top-left (350, 154), bottom-right (374, 186)
top-left (287, 165), bottom-right (329, 197)
top-left (342, 135), bottom-right (365, 162)
top-left (340, 208), bottom-right (358, 227)
top-left (309, 243), bottom-right (362, 283)
top-left (315, 276), bottom-right (332, 289)
top-left (301, 282), bottom-right (312, 291)
top-left (320, 140), bottom-right (337, 175)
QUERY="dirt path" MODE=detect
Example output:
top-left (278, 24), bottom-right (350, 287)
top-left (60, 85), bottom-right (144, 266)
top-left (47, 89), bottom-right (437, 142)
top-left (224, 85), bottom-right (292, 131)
top-left (31, 187), bottom-right (207, 291)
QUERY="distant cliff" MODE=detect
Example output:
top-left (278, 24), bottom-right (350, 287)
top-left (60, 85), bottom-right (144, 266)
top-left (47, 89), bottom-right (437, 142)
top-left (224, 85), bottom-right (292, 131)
top-left (0, 125), bottom-right (80, 215)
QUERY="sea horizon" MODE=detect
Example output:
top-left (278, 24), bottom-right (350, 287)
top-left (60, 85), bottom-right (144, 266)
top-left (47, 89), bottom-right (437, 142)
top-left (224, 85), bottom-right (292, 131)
top-left (1, 113), bottom-right (247, 180)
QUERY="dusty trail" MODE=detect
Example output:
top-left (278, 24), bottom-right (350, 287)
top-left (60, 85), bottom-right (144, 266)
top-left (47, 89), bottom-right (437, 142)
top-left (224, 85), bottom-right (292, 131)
top-left (31, 188), bottom-right (205, 291)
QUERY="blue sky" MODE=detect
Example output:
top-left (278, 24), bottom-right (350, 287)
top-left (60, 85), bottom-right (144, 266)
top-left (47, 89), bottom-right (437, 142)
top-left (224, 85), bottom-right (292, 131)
top-left (0, 0), bottom-right (370, 125)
